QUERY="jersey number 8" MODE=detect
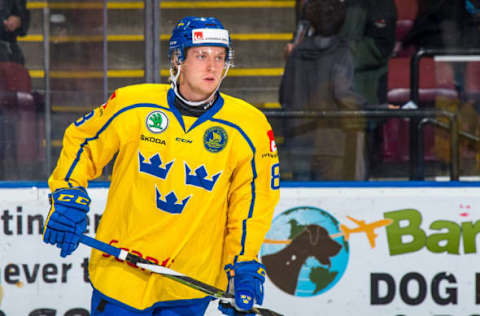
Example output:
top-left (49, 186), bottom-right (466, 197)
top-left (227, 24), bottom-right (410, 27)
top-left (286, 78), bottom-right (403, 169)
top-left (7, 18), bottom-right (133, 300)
top-left (270, 163), bottom-right (280, 190)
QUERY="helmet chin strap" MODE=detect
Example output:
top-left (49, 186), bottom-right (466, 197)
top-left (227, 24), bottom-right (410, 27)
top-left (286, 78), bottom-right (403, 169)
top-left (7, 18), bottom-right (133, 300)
top-left (170, 63), bottom-right (231, 107)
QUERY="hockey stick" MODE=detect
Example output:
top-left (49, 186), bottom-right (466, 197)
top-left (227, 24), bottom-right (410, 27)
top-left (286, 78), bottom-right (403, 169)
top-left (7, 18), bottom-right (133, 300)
top-left (79, 235), bottom-right (283, 316)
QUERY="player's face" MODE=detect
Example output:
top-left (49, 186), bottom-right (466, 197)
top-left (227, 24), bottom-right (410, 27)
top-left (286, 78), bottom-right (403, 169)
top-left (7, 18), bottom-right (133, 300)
top-left (179, 46), bottom-right (227, 102)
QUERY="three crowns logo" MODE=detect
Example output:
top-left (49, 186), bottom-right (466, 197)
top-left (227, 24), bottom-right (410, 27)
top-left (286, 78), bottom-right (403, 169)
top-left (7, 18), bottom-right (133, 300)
top-left (155, 189), bottom-right (191, 214)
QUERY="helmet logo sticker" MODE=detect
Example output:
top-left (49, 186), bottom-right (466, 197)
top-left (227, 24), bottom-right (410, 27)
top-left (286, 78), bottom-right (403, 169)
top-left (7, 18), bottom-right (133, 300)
top-left (146, 111), bottom-right (169, 134)
top-left (191, 29), bottom-right (229, 45)
top-left (193, 31), bottom-right (204, 41)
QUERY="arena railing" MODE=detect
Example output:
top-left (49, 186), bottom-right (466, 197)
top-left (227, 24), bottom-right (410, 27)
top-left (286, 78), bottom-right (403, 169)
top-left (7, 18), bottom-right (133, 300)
top-left (263, 109), bottom-right (459, 181)
top-left (408, 48), bottom-right (480, 181)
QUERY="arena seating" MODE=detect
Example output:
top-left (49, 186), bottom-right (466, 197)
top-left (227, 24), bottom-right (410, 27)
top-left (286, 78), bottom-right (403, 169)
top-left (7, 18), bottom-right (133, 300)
top-left (383, 55), bottom-right (458, 163)
top-left (394, 0), bottom-right (418, 57)
top-left (0, 62), bottom-right (43, 179)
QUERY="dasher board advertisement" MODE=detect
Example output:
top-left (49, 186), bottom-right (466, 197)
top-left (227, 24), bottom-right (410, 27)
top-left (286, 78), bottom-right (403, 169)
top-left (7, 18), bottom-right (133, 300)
top-left (0, 184), bottom-right (479, 316)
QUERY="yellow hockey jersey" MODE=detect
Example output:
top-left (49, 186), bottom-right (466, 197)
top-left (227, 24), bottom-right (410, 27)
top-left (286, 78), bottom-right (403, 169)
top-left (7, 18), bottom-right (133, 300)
top-left (48, 84), bottom-right (280, 310)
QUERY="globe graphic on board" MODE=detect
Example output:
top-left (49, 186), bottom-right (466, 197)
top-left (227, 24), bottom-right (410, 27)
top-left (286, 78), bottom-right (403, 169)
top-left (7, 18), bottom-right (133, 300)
top-left (260, 206), bottom-right (349, 297)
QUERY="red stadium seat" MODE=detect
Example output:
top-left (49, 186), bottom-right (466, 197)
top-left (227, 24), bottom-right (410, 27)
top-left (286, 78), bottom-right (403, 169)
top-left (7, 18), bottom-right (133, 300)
top-left (0, 62), bottom-right (31, 92)
top-left (395, 0), bottom-right (418, 20)
top-left (0, 62), bottom-right (42, 178)
top-left (394, 0), bottom-right (418, 57)
top-left (394, 0), bottom-right (418, 40)
top-left (382, 57), bottom-right (458, 163)
top-left (387, 57), bottom-right (457, 106)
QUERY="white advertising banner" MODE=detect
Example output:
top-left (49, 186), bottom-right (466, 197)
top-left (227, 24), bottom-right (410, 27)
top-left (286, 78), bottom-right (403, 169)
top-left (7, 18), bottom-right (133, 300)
top-left (1, 185), bottom-right (480, 316)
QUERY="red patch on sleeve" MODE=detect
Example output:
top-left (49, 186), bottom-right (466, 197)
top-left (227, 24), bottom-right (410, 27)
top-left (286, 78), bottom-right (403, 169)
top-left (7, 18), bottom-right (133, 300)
top-left (267, 130), bottom-right (277, 152)
top-left (102, 91), bottom-right (116, 109)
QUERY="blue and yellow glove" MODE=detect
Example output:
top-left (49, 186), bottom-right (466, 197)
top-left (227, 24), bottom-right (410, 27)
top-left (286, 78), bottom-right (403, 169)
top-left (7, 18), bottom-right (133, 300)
top-left (42, 187), bottom-right (91, 257)
top-left (218, 261), bottom-right (266, 316)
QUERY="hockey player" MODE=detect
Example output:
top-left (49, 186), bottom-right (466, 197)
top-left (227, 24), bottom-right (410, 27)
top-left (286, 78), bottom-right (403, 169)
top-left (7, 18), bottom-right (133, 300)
top-left (42, 16), bottom-right (280, 316)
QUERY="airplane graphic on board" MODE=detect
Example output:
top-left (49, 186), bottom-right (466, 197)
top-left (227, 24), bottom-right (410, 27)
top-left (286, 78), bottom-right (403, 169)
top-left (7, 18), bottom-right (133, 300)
top-left (339, 216), bottom-right (393, 248)
top-left (263, 216), bottom-right (393, 249)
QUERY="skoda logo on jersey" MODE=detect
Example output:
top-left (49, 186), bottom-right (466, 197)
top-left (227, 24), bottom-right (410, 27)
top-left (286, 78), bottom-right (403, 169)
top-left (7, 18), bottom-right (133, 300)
top-left (146, 111), bottom-right (168, 134)
top-left (204, 126), bottom-right (228, 153)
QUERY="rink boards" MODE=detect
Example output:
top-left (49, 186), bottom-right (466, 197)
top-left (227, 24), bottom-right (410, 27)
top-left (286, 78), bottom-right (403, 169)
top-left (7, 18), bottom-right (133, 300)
top-left (0, 182), bottom-right (480, 316)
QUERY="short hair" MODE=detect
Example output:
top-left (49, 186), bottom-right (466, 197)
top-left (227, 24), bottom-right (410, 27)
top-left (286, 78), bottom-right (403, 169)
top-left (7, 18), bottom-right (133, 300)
top-left (305, 0), bottom-right (346, 37)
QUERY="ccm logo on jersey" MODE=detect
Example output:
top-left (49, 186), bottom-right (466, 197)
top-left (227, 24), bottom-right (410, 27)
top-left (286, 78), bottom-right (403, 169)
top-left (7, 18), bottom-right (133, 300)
top-left (267, 130), bottom-right (277, 152)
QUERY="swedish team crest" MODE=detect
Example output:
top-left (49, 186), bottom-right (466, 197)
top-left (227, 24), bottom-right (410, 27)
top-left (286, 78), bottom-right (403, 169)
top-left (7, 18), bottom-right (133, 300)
top-left (203, 126), bottom-right (228, 153)
top-left (146, 111), bottom-right (168, 134)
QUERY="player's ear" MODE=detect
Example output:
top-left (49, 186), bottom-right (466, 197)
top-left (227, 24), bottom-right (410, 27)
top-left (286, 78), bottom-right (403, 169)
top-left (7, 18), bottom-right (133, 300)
top-left (170, 53), bottom-right (180, 75)
top-left (170, 55), bottom-right (177, 66)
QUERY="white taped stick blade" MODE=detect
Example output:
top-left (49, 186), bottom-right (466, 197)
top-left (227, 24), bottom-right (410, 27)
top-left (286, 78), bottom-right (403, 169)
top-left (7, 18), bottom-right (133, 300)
top-left (136, 263), bottom-right (185, 277)
top-left (118, 249), bottom-right (129, 261)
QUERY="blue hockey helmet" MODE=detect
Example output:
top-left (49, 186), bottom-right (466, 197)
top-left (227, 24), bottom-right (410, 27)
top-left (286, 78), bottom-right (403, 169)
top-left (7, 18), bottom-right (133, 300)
top-left (168, 16), bottom-right (232, 63)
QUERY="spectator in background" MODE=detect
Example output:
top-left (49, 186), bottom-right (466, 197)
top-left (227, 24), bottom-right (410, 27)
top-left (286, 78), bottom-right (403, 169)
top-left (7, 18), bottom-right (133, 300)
top-left (401, 0), bottom-right (480, 96)
top-left (279, 0), bottom-right (368, 181)
top-left (284, 0), bottom-right (397, 179)
top-left (287, 0), bottom-right (397, 107)
top-left (340, 0), bottom-right (397, 177)
top-left (0, 0), bottom-right (32, 180)
top-left (462, 0), bottom-right (480, 48)
top-left (402, 0), bottom-right (480, 51)
top-left (340, 0), bottom-right (397, 106)
top-left (0, 0), bottom-right (29, 65)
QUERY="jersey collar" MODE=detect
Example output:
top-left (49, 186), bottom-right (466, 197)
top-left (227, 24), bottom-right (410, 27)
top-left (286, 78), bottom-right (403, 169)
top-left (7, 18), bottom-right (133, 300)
top-left (167, 88), bottom-right (225, 133)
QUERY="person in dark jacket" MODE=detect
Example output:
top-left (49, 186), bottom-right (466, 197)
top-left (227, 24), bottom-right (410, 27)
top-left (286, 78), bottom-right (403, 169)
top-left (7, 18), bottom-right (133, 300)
top-left (279, 0), bottom-right (367, 180)
top-left (289, 0), bottom-right (397, 106)
top-left (0, 0), bottom-right (29, 65)
top-left (0, 0), bottom-right (31, 180)
top-left (340, 0), bottom-right (397, 106)
top-left (401, 0), bottom-right (480, 97)
top-left (340, 0), bottom-right (397, 176)
top-left (403, 0), bottom-right (480, 51)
